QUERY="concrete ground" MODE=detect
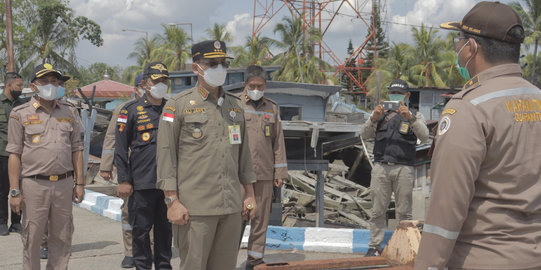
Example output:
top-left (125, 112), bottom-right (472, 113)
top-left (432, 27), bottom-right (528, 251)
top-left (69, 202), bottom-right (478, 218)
top-left (0, 206), bottom-right (364, 269)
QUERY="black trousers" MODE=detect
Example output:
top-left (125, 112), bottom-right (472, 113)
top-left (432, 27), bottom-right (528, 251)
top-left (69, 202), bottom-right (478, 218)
top-left (0, 156), bottom-right (21, 225)
top-left (128, 189), bottom-right (172, 270)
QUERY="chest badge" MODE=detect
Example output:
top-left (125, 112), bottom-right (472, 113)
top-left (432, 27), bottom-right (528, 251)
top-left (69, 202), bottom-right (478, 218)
top-left (265, 125), bottom-right (271, 137)
top-left (32, 135), bottom-right (40, 144)
top-left (137, 106), bottom-right (144, 112)
top-left (189, 100), bottom-right (196, 105)
top-left (399, 122), bottom-right (410, 134)
top-left (142, 132), bottom-right (151, 142)
top-left (229, 110), bottom-right (236, 119)
top-left (192, 128), bottom-right (202, 139)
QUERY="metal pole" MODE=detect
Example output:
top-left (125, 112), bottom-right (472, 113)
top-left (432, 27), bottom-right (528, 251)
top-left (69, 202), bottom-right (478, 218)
top-left (315, 170), bottom-right (325, 227)
top-left (5, 0), bottom-right (15, 72)
top-left (376, 71), bottom-right (382, 105)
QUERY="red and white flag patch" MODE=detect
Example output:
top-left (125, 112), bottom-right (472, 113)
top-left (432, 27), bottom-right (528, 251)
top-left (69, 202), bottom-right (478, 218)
top-left (117, 114), bottom-right (128, 123)
top-left (162, 112), bottom-right (174, 122)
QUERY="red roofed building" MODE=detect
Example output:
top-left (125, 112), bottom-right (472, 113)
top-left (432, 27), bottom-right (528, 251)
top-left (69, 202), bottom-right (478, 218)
top-left (77, 77), bottom-right (135, 101)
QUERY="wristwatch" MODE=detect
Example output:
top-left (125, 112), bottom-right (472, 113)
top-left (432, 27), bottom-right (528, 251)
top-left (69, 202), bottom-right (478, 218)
top-left (408, 112), bottom-right (417, 124)
top-left (10, 189), bottom-right (21, 197)
top-left (164, 196), bottom-right (177, 205)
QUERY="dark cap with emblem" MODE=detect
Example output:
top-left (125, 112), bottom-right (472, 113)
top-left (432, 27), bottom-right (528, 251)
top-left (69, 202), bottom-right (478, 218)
top-left (31, 63), bottom-right (62, 82)
top-left (388, 79), bottom-right (409, 93)
top-left (191, 40), bottom-right (233, 62)
top-left (440, 1), bottom-right (524, 44)
top-left (143, 62), bottom-right (169, 80)
top-left (134, 73), bottom-right (144, 86)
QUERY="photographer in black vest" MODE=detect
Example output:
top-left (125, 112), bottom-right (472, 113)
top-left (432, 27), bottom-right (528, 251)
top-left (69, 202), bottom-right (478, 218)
top-left (360, 79), bottom-right (429, 256)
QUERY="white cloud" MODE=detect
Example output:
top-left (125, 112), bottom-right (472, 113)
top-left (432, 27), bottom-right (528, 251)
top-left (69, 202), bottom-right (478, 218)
top-left (225, 13), bottom-right (252, 47)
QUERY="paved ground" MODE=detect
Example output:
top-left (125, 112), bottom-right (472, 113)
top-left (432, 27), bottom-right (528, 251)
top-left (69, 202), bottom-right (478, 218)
top-left (0, 206), bottom-right (364, 269)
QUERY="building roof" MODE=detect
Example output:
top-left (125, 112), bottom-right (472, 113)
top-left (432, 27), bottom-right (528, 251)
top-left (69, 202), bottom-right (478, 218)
top-left (224, 81), bottom-right (341, 99)
top-left (77, 79), bottom-right (134, 99)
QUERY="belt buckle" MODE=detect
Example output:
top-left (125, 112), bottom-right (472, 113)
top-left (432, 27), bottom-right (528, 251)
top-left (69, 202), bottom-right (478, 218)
top-left (49, 175), bottom-right (59, 182)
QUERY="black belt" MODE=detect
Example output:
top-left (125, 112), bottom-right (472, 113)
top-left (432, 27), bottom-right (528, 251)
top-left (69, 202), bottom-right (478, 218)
top-left (28, 171), bottom-right (73, 182)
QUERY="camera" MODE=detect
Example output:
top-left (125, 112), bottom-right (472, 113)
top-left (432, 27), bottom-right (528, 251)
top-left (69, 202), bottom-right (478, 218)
top-left (382, 101), bottom-right (400, 111)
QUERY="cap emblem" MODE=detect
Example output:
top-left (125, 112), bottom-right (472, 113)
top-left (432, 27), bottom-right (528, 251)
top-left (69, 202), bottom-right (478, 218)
top-left (214, 41), bottom-right (221, 49)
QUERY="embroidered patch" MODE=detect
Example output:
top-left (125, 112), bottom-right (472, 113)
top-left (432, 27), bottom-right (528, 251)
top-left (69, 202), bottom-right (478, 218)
top-left (442, 108), bottom-right (456, 115)
top-left (192, 128), bottom-right (202, 139)
top-left (146, 123), bottom-right (154, 129)
top-left (138, 115), bottom-right (148, 120)
top-left (438, 116), bottom-right (451, 136)
top-left (32, 102), bottom-right (39, 109)
top-left (265, 125), bottom-right (271, 137)
top-left (117, 115), bottom-right (128, 123)
top-left (165, 106), bottom-right (176, 112)
top-left (162, 112), bottom-right (174, 122)
top-left (120, 109), bottom-right (128, 114)
top-left (118, 123), bottom-right (125, 133)
top-left (137, 106), bottom-right (144, 111)
top-left (184, 108), bottom-right (205, 114)
top-left (142, 132), bottom-right (150, 141)
top-left (137, 125), bottom-right (145, 131)
top-left (27, 114), bottom-right (40, 121)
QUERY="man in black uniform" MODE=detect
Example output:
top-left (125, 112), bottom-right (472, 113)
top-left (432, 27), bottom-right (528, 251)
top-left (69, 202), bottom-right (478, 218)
top-left (115, 62), bottom-right (172, 270)
top-left (0, 72), bottom-right (25, 236)
top-left (360, 79), bottom-right (429, 256)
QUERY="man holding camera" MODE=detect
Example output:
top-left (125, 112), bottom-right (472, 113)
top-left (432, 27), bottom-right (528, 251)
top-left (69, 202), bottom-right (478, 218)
top-left (360, 79), bottom-right (428, 256)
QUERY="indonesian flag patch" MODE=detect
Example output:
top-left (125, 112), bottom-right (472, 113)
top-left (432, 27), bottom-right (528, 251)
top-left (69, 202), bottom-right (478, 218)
top-left (162, 112), bottom-right (174, 122)
top-left (117, 114), bottom-right (128, 123)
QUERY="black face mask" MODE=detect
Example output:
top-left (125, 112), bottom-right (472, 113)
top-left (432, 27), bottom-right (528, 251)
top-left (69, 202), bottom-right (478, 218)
top-left (10, 89), bottom-right (22, 99)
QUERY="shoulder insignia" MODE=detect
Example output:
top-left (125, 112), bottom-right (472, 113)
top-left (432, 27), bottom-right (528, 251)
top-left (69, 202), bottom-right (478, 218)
top-left (120, 109), bottom-right (128, 114)
top-left (165, 106), bottom-right (176, 112)
top-left (225, 91), bottom-right (241, 100)
top-left (122, 99), bottom-right (140, 110)
top-left (33, 102), bottom-right (39, 109)
top-left (265, 97), bottom-right (277, 105)
top-left (198, 87), bottom-right (209, 100)
top-left (9, 115), bottom-right (18, 120)
top-left (441, 108), bottom-right (456, 115)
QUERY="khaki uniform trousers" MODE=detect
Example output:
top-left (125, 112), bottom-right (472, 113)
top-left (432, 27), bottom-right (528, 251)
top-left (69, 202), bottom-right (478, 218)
top-left (247, 180), bottom-right (273, 261)
top-left (21, 176), bottom-right (74, 270)
top-left (175, 212), bottom-right (242, 270)
top-left (369, 163), bottom-right (414, 250)
top-left (120, 198), bottom-right (132, 257)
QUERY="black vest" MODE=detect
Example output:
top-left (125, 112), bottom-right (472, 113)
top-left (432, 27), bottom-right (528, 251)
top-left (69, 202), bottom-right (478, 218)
top-left (373, 111), bottom-right (417, 165)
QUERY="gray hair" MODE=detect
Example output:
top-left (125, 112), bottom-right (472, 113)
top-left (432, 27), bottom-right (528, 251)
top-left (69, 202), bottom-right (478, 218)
top-left (244, 65), bottom-right (266, 83)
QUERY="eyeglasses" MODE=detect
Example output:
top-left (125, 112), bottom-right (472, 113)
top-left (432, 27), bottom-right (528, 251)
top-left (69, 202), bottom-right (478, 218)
top-left (35, 78), bottom-right (59, 86)
top-left (199, 60), bottom-right (230, 68)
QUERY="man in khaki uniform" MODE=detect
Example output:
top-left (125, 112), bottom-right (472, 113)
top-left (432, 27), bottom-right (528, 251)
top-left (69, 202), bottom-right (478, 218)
top-left (414, 2), bottom-right (541, 270)
top-left (98, 73), bottom-right (144, 268)
top-left (0, 72), bottom-right (25, 236)
top-left (156, 40), bottom-right (257, 270)
top-left (7, 64), bottom-right (84, 270)
top-left (238, 65), bottom-right (288, 269)
top-left (361, 79), bottom-right (428, 256)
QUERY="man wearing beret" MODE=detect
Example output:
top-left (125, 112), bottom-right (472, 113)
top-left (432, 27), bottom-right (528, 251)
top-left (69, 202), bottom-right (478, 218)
top-left (99, 73), bottom-right (145, 268)
top-left (414, 2), bottom-right (541, 269)
top-left (360, 78), bottom-right (429, 257)
top-left (115, 63), bottom-right (172, 269)
top-left (7, 63), bottom-right (84, 269)
top-left (156, 40), bottom-right (257, 270)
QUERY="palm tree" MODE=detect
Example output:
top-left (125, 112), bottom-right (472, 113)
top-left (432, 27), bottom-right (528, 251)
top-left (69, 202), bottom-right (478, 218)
top-left (205, 23), bottom-right (233, 42)
top-left (153, 24), bottom-right (191, 71)
top-left (127, 36), bottom-right (160, 67)
top-left (271, 15), bottom-right (329, 83)
top-left (231, 34), bottom-right (274, 67)
top-left (511, 0), bottom-right (541, 83)
top-left (410, 24), bottom-right (446, 88)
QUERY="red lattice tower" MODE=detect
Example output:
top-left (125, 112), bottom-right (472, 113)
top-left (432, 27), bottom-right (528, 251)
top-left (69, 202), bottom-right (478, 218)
top-left (252, 0), bottom-right (378, 94)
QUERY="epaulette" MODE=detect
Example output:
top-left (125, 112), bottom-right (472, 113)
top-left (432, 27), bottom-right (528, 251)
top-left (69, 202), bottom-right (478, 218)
top-left (170, 88), bottom-right (193, 101)
top-left (12, 101), bottom-right (31, 112)
top-left (122, 98), bottom-right (140, 110)
top-left (454, 75), bottom-right (481, 100)
top-left (225, 91), bottom-right (241, 100)
top-left (264, 96), bottom-right (277, 105)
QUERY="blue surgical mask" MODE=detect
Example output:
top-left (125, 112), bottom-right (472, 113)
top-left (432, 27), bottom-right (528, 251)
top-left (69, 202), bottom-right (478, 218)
top-left (389, 94), bottom-right (405, 102)
top-left (456, 40), bottom-right (477, 81)
top-left (56, 85), bottom-right (65, 99)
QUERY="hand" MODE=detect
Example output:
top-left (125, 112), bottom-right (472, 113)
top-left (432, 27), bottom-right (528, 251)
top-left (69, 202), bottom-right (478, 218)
top-left (99, 171), bottom-right (112, 181)
top-left (73, 185), bottom-right (85, 203)
top-left (397, 102), bottom-right (412, 120)
top-left (274, 179), bottom-right (283, 188)
top-left (242, 196), bottom-right (256, 220)
top-left (167, 201), bottom-right (189, 225)
top-left (371, 103), bottom-right (384, 123)
top-left (10, 194), bottom-right (23, 215)
top-left (117, 182), bottom-right (133, 199)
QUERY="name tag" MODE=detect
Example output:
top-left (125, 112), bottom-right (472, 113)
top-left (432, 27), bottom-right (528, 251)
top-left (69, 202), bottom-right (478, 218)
top-left (228, 125), bottom-right (242, 144)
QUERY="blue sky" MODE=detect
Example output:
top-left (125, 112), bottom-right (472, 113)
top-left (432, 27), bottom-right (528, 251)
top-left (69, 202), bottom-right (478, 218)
top-left (71, 0), bottom-right (515, 69)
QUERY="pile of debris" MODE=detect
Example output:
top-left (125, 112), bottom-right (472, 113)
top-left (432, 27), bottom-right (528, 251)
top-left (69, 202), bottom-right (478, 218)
top-left (281, 163), bottom-right (392, 229)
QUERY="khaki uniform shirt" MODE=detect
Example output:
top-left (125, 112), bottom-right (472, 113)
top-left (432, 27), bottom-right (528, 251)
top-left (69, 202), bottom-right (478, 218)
top-left (238, 91), bottom-right (288, 181)
top-left (415, 64), bottom-right (541, 270)
top-left (6, 97), bottom-right (83, 176)
top-left (0, 93), bottom-right (26, 157)
top-left (99, 99), bottom-right (133, 172)
top-left (156, 86), bottom-right (256, 216)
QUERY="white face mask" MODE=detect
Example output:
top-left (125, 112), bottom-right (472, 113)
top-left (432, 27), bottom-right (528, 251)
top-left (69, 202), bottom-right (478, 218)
top-left (136, 87), bottom-right (145, 97)
top-left (36, 84), bottom-right (58, 101)
top-left (247, 89), bottom-right (264, 101)
top-left (198, 64), bottom-right (227, 87)
top-left (149, 82), bottom-right (168, 99)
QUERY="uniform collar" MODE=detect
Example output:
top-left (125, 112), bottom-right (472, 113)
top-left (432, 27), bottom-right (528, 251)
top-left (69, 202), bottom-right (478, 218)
top-left (242, 89), bottom-right (266, 107)
top-left (197, 85), bottom-right (225, 105)
top-left (463, 63), bottom-right (522, 90)
top-left (30, 96), bottom-right (59, 112)
top-left (141, 93), bottom-right (165, 107)
top-left (0, 92), bottom-right (8, 102)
